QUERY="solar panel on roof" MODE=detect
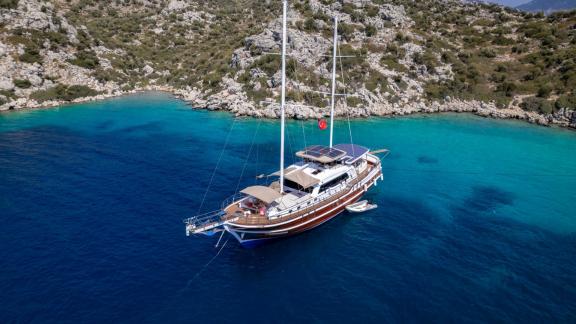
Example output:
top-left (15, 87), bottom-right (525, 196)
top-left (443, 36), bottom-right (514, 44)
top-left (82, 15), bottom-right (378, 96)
top-left (307, 151), bottom-right (322, 157)
top-left (297, 145), bottom-right (347, 163)
top-left (327, 150), bottom-right (342, 158)
top-left (333, 144), bottom-right (370, 164)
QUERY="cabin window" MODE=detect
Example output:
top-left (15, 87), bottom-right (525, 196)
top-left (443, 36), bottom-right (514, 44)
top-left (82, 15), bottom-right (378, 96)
top-left (320, 174), bottom-right (349, 193)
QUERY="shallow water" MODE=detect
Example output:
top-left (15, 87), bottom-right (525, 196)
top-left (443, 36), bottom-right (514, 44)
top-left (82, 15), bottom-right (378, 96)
top-left (1, 92), bottom-right (575, 322)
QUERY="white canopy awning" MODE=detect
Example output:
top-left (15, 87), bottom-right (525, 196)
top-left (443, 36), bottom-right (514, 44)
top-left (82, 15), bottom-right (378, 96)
top-left (241, 186), bottom-right (282, 204)
top-left (284, 169), bottom-right (320, 189)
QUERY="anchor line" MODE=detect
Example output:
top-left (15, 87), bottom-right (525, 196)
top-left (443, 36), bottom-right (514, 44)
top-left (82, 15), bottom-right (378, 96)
top-left (184, 238), bottom-right (230, 289)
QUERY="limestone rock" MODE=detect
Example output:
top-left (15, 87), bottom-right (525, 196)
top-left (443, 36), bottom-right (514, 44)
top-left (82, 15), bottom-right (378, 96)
top-left (0, 78), bottom-right (14, 91)
top-left (143, 65), bottom-right (154, 76)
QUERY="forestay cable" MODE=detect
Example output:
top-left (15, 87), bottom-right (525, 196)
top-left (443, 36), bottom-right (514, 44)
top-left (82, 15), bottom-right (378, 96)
top-left (338, 43), bottom-right (355, 154)
top-left (197, 118), bottom-right (238, 214)
top-left (235, 118), bottom-right (262, 194)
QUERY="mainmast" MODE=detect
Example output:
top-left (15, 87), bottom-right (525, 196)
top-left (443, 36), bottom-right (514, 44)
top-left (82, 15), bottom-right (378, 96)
top-left (329, 17), bottom-right (338, 148)
top-left (279, 0), bottom-right (288, 194)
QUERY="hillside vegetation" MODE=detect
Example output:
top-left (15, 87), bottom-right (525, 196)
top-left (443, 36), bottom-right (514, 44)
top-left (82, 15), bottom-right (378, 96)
top-left (0, 0), bottom-right (575, 125)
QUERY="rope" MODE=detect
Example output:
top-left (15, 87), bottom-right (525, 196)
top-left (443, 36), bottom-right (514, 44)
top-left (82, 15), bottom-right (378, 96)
top-left (288, 48), bottom-right (310, 155)
top-left (215, 230), bottom-right (226, 248)
top-left (184, 238), bottom-right (230, 289)
top-left (300, 119), bottom-right (308, 151)
top-left (197, 118), bottom-right (238, 214)
top-left (285, 119), bottom-right (299, 165)
top-left (234, 118), bottom-right (262, 194)
top-left (338, 42), bottom-right (355, 155)
top-left (254, 127), bottom-right (261, 185)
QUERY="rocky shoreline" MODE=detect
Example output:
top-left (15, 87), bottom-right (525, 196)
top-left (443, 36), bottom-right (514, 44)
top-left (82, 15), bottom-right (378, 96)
top-left (2, 86), bottom-right (575, 130)
top-left (1, 0), bottom-right (574, 131)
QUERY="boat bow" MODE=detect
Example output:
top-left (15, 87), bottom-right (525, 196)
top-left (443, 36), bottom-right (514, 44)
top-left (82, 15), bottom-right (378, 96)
top-left (184, 210), bottom-right (238, 236)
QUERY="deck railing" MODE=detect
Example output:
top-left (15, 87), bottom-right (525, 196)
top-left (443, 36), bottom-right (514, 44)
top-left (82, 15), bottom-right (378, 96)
top-left (220, 193), bottom-right (247, 210)
top-left (185, 158), bottom-right (382, 230)
top-left (183, 210), bottom-right (226, 228)
top-left (234, 161), bottom-right (382, 226)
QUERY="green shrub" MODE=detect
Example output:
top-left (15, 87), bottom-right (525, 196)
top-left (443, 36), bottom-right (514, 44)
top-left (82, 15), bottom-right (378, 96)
top-left (555, 93), bottom-right (576, 109)
top-left (19, 46), bottom-right (42, 64)
top-left (92, 68), bottom-right (126, 83)
top-left (424, 82), bottom-right (449, 100)
top-left (366, 5), bottom-right (379, 18)
top-left (537, 84), bottom-right (552, 98)
top-left (0, 90), bottom-right (15, 99)
top-left (303, 17), bottom-right (317, 32)
top-left (69, 50), bottom-right (99, 69)
top-left (0, 0), bottom-right (18, 9)
top-left (365, 25), bottom-right (377, 37)
top-left (30, 85), bottom-right (98, 102)
top-left (327, 44), bottom-right (366, 70)
top-left (366, 70), bottom-right (387, 92)
top-left (46, 31), bottom-right (68, 48)
top-left (497, 82), bottom-right (517, 97)
top-left (413, 50), bottom-right (438, 72)
top-left (346, 96), bottom-right (364, 107)
top-left (395, 32), bottom-right (410, 44)
top-left (205, 72), bottom-right (222, 88)
top-left (520, 97), bottom-right (554, 114)
top-left (302, 91), bottom-right (326, 107)
top-left (337, 23), bottom-right (355, 41)
top-left (479, 48), bottom-right (496, 58)
top-left (14, 79), bottom-right (31, 88)
top-left (245, 87), bottom-right (272, 104)
top-left (65, 85), bottom-right (99, 100)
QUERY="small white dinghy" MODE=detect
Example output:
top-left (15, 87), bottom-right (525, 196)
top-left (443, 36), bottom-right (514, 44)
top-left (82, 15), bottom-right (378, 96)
top-left (346, 200), bottom-right (378, 213)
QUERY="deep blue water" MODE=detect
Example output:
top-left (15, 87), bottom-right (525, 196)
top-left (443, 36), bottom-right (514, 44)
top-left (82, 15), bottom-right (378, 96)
top-left (1, 92), bottom-right (576, 323)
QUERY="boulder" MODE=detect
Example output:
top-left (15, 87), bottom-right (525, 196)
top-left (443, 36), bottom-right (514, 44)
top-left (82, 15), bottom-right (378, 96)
top-left (0, 78), bottom-right (14, 91)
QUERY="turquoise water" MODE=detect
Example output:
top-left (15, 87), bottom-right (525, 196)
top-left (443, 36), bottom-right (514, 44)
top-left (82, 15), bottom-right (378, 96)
top-left (1, 92), bottom-right (575, 322)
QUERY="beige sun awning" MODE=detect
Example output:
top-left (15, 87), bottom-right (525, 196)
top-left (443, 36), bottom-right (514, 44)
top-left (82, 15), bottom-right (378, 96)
top-left (285, 169), bottom-right (320, 189)
top-left (241, 186), bottom-right (283, 204)
top-left (269, 166), bottom-right (297, 177)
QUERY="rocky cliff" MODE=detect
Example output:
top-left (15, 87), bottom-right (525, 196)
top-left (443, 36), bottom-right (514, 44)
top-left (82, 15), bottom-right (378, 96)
top-left (1, 0), bottom-right (575, 128)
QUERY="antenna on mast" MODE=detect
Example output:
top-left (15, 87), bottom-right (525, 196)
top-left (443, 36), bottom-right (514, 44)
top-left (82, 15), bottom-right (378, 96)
top-left (329, 16), bottom-right (338, 148)
top-left (279, 0), bottom-right (288, 194)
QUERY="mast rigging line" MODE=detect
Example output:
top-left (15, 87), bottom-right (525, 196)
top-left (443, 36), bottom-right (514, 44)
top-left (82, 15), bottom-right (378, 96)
top-left (329, 16), bottom-right (338, 148)
top-left (337, 39), bottom-right (355, 154)
top-left (196, 117), bottom-right (238, 214)
top-left (308, 90), bottom-right (357, 97)
top-left (234, 118), bottom-right (263, 195)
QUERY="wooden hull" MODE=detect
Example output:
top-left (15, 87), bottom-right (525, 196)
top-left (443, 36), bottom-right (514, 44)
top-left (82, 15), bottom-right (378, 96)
top-left (225, 168), bottom-right (382, 247)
